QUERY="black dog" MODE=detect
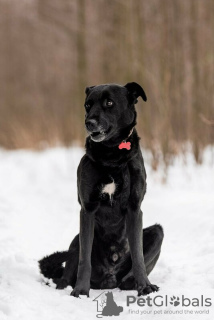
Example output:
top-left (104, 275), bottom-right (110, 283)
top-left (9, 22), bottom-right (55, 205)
top-left (39, 82), bottom-right (164, 297)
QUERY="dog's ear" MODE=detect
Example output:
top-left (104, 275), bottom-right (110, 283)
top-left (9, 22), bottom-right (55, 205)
top-left (124, 82), bottom-right (147, 103)
top-left (85, 86), bottom-right (95, 96)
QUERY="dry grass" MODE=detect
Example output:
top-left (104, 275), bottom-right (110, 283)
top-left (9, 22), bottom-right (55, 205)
top-left (0, 0), bottom-right (214, 167)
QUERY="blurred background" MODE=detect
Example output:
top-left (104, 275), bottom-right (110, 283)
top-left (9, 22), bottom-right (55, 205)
top-left (0, 0), bottom-right (214, 167)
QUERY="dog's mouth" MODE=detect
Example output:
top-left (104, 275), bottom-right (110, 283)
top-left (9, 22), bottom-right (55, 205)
top-left (90, 130), bottom-right (107, 142)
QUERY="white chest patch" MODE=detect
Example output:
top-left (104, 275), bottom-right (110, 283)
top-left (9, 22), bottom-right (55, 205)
top-left (102, 181), bottom-right (116, 198)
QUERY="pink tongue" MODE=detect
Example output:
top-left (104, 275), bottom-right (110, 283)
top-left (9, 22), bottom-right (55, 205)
top-left (118, 141), bottom-right (131, 150)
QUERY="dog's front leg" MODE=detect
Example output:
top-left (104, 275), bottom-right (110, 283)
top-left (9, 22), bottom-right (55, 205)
top-left (126, 209), bottom-right (159, 296)
top-left (70, 208), bottom-right (94, 298)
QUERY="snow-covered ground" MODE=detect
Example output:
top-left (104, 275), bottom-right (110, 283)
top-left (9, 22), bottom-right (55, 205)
top-left (0, 146), bottom-right (214, 320)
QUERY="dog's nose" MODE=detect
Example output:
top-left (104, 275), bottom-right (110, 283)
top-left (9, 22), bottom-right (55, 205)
top-left (85, 119), bottom-right (98, 132)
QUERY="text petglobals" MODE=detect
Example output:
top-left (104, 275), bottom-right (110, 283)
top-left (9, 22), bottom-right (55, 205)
top-left (127, 295), bottom-right (212, 307)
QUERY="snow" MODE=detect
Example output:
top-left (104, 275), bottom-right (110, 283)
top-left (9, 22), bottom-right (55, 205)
top-left (0, 146), bottom-right (214, 320)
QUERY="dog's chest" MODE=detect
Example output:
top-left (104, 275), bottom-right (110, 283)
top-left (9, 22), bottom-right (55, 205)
top-left (99, 171), bottom-right (129, 205)
top-left (101, 180), bottom-right (116, 202)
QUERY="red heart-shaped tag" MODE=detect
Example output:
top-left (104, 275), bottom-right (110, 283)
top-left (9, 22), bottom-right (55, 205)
top-left (118, 141), bottom-right (131, 150)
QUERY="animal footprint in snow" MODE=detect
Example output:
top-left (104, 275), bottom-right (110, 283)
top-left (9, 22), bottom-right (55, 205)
top-left (170, 296), bottom-right (180, 306)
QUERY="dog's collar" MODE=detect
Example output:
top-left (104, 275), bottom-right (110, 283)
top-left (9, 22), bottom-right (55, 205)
top-left (118, 128), bottom-right (134, 150)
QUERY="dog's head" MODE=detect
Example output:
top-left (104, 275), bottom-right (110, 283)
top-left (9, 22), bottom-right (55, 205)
top-left (105, 291), bottom-right (113, 298)
top-left (84, 82), bottom-right (147, 142)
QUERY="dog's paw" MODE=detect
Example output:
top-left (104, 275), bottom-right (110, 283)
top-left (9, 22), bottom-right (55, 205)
top-left (137, 284), bottom-right (159, 296)
top-left (56, 279), bottom-right (68, 290)
top-left (70, 286), bottom-right (90, 298)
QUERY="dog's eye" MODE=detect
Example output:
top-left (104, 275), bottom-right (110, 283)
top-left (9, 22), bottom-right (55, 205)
top-left (85, 104), bottom-right (91, 110)
top-left (106, 100), bottom-right (113, 106)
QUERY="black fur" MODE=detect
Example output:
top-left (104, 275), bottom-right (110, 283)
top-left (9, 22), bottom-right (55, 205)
top-left (39, 82), bottom-right (164, 297)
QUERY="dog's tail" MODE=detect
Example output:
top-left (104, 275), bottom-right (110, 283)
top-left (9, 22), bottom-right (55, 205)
top-left (38, 251), bottom-right (72, 279)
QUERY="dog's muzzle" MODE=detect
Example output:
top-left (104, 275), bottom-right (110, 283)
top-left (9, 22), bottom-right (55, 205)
top-left (85, 119), bottom-right (98, 132)
top-left (85, 119), bottom-right (108, 142)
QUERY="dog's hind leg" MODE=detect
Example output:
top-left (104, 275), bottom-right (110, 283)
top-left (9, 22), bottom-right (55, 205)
top-left (118, 224), bottom-right (164, 290)
top-left (143, 224), bottom-right (164, 274)
top-left (55, 234), bottom-right (80, 289)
